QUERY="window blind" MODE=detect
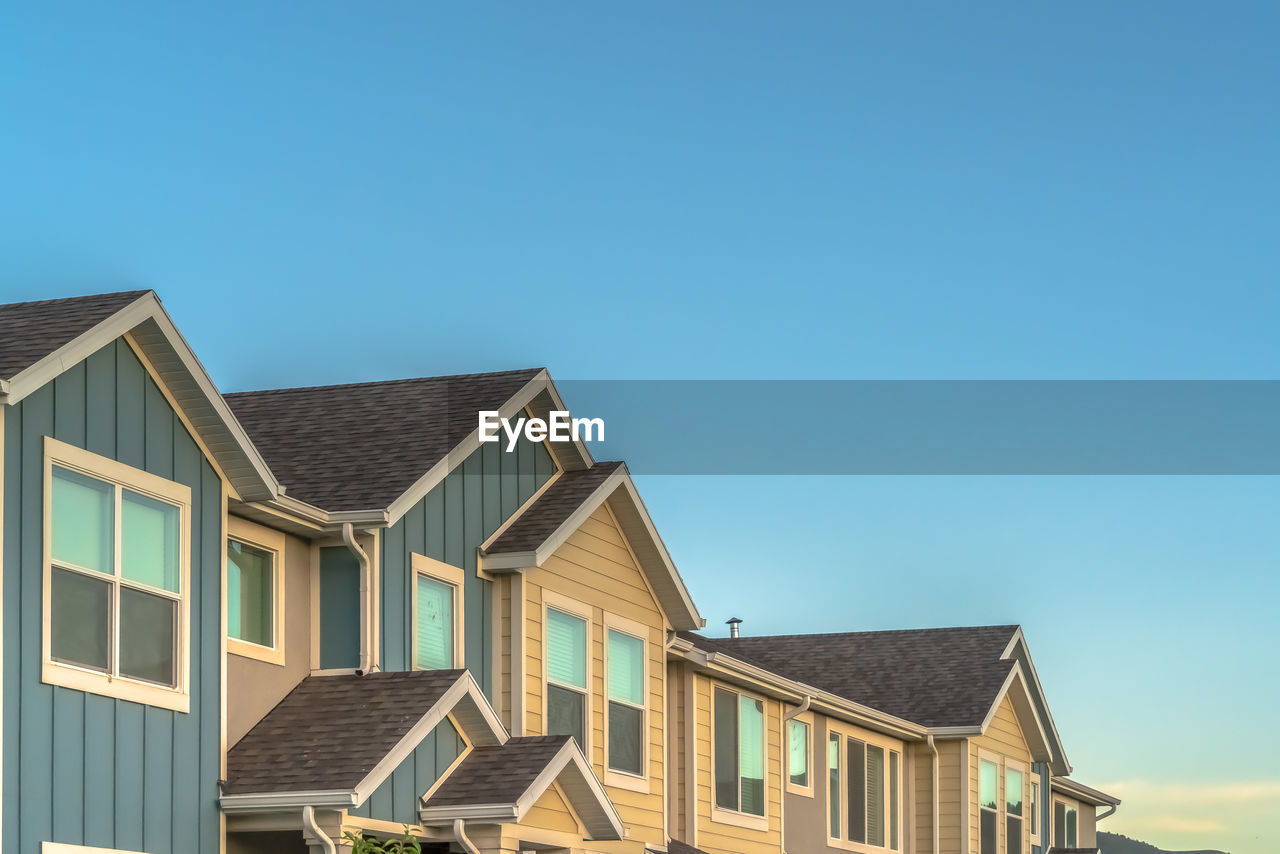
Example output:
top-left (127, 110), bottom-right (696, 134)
top-left (739, 695), bottom-right (765, 816)
top-left (788, 720), bottom-right (808, 786)
top-left (607, 629), bottom-right (644, 704)
top-left (867, 744), bottom-right (885, 846)
top-left (847, 738), bottom-right (866, 843)
top-left (416, 575), bottom-right (453, 670)
top-left (547, 608), bottom-right (587, 688)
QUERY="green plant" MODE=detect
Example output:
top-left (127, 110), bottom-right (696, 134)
top-left (340, 827), bottom-right (423, 854)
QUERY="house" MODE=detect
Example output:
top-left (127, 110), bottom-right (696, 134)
top-left (0, 290), bottom-right (1119, 854)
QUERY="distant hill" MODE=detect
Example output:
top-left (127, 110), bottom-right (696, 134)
top-left (1098, 830), bottom-right (1228, 854)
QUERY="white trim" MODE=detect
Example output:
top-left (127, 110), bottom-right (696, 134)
top-left (410, 553), bottom-right (466, 670)
top-left (981, 664), bottom-right (1053, 766)
top-left (708, 683), bottom-right (769, 828)
top-left (542, 589), bottom-right (594, 761)
top-left (602, 611), bottom-right (650, 793)
top-left (42, 438), bottom-right (192, 713)
top-left (42, 844), bottom-right (147, 854)
top-left (785, 714), bottom-right (815, 798)
top-left (226, 515), bottom-right (286, 666)
top-left (1001, 628), bottom-right (1070, 774)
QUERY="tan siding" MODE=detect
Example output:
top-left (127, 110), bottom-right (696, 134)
top-left (521, 784), bottom-right (581, 834)
top-left (970, 695), bottom-right (1033, 854)
top-left (937, 739), bottom-right (964, 854)
top-left (914, 742), bottom-right (935, 853)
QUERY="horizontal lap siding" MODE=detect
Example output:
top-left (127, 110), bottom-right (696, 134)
top-left (379, 431), bottom-right (553, 687)
top-left (938, 740), bottom-right (964, 854)
top-left (971, 697), bottom-right (1032, 854)
top-left (915, 744), bottom-right (935, 852)
top-left (523, 506), bottom-right (668, 847)
top-left (692, 673), bottom-right (783, 854)
top-left (2, 340), bottom-right (221, 854)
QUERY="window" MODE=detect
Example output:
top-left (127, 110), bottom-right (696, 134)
top-left (1029, 780), bottom-right (1039, 840)
top-left (606, 627), bottom-right (645, 777)
top-left (828, 725), bottom-right (903, 850)
top-left (980, 758), bottom-right (999, 854)
top-left (1005, 767), bottom-right (1024, 854)
top-left (1053, 800), bottom-right (1078, 848)
top-left (546, 605), bottom-right (588, 750)
top-left (412, 554), bottom-right (465, 671)
top-left (1066, 804), bottom-right (1078, 848)
top-left (713, 686), bottom-right (765, 818)
top-left (43, 439), bottom-right (191, 712)
top-left (788, 719), bottom-right (810, 789)
top-left (228, 539), bottom-right (274, 647)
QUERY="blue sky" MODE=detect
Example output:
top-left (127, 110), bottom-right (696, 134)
top-left (3, 3), bottom-right (1278, 851)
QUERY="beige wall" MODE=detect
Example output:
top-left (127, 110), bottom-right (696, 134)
top-left (1051, 792), bottom-right (1098, 849)
top-left (967, 695), bottom-right (1033, 854)
top-left (226, 514), bottom-right (313, 746)
top-left (517, 504), bottom-right (670, 849)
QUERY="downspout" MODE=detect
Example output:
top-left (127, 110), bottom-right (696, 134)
top-left (302, 805), bottom-right (336, 854)
top-left (926, 734), bottom-right (940, 854)
top-left (453, 819), bottom-right (481, 854)
top-left (341, 522), bottom-right (373, 674)
top-left (1097, 803), bottom-right (1118, 822)
top-left (783, 693), bottom-right (812, 722)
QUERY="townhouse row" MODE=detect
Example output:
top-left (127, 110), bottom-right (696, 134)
top-left (0, 290), bottom-right (1119, 854)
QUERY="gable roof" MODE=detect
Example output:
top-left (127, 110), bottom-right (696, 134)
top-left (0, 290), bottom-right (151, 381)
top-left (223, 669), bottom-right (504, 806)
top-left (479, 461), bottom-right (703, 630)
top-left (420, 735), bottom-right (623, 840)
top-left (225, 369), bottom-right (546, 513)
top-left (683, 625), bottom-right (1019, 728)
top-left (0, 289), bottom-right (279, 501)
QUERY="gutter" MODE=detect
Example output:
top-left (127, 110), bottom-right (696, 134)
top-left (302, 805), bottom-right (336, 854)
top-left (1097, 803), bottom-right (1118, 822)
top-left (342, 523), bottom-right (373, 674)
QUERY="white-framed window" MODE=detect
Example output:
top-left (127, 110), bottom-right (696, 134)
top-left (827, 723), bottom-right (904, 852)
top-left (604, 613), bottom-right (647, 787)
top-left (412, 554), bottom-right (465, 670)
top-left (227, 516), bottom-right (285, 665)
top-left (787, 716), bottom-right (813, 795)
top-left (543, 592), bottom-right (591, 753)
top-left (980, 758), bottom-right (999, 854)
top-left (1053, 799), bottom-right (1078, 849)
top-left (42, 437), bottom-right (191, 713)
top-left (712, 685), bottom-right (767, 824)
top-left (1029, 779), bottom-right (1040, 845)
top-left (1005, 764), bottom-right (1025, 854)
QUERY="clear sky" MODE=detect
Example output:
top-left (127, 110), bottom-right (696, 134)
top-left (3, 4), bottom-right (1278, 852)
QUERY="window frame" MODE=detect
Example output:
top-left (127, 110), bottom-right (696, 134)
top-left (1028, 776), bottom-right (1041, 847)
top-left (541, 590), bottom-right (593, 759)
top-left (710, 683), bottom-right (769, 831)
top-left (826, 720), bottom-right (905, 853)
top-left (978, 752), bottom-right (1001, 854)
top-left (41, 437), bottom-right (192, 713)
top-left (602, 611), bottom-right (650, 792)
top-left (411, 553), bottom-right (466, 670)
top-left (226, 516), bottom-right (286, 665)
top-left (786, 712), bottom-right (815, 796)
top-left (1004, 758), bottom-right (1027, 854)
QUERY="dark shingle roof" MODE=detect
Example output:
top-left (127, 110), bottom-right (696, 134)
top-left (423, 735), bottom-right (570, 807)
top-left (0, 290), bottom-right (150, 380)
top-left (666, 841), bottom-right (711, 854)
top-left (682, 625), bottom-right (1019, 728)
top-left (226, 669), bottom-right (465, 794)
top-left (224, 369), bottom-right (542, 511)
top-left (484, 462), bottom-right (624, 554)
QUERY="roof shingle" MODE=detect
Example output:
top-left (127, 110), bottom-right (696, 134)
top-left (423, 735), bottom-right (571, 807)
top-left (682, 625), bottom-right (1019, 728)
top-left (484, 462), bottom-right (624, 555)
top-left (225, 669), bottom-right (465, 794)
top-left (0, 290), bottom-right (149, 381)
top-left (224, 369), bottom-right (542, 511)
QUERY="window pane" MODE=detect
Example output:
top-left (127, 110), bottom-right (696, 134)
top-left (739, 695), bottom-right (765, 816)
top-left (547, 683), bottom-right (585, 749)
top-left (1006, 768), bottom-right (1023, 816)
top-left (228, 540), bottom-right (273, 646)
top-left (1054, 802), bottom-right (1066, 845)
top-left (122, 490), bottom-right (180, 592)
top-left (52, 467), bottom-right (113, 574)
top-left (1030, 782), bottom-right (1038, 835)
top-left (828, 734), bottom-right (841, 838)
top-left (415, 575), bottom-right (454, 670)
top-left (979, 759), bottom-right (999, 811)
top-left (890, 750), bottom-right (900, 850)
top-left (713, 688), bottom-right (739, 811)
top-left (867, 744), bottom-right (885, 846)
top-left (546, 608), bottom-right (587, 688)
top-left (1007, 817), bottom-right (1023, 854)
top-left (608, 700), bottom-right (644, 775)
top-left (981, 808), bottom-right (998, 854)
top-left (788, 720), bottom-right (809, 787)
top-left (1066, 808), bottom-right (1077, 848)
top-left (607, 629), bottom-right (644, 705)
top-left (119, 587), bottom-right (176, 686)
top-left (847, 738), bottom-right (866, 843)
top-left (50, 567), bottom-right (111, 671)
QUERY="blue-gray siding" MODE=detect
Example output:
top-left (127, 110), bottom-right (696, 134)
top-left (348, 718), bottom-right (464, 825)
top-left (2, 339), bottom-right (222, 854)
top-left (379, 434), bottom-right (555, 689)
top-left (318, 546), bottom-right (361, 670)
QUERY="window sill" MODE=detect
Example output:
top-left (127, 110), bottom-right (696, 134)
top-left (228, 637), bottom-right (286, 666)
top-left (604, 767), bottom-right (651, 794)
top-left (786, 780), bottom-right (815, 798)
top-left (711, 806), bottom-right (768, 832)
top-left (43, 660), bottom-right (189, 714)
top-left (825, 838), bottom-right (899, 854)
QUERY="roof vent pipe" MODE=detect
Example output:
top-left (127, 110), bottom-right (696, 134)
top-left (727, 617), bottom-right (742, 638)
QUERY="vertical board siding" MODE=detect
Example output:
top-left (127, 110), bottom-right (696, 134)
top-left (350, 718), bottom-right (464, 825)
top-left (318, 547), bottom-right (361, 670)
top-left (380, 432), bottom-right (554, 687)
top-left (2, 339), bottom-right (222, 854)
